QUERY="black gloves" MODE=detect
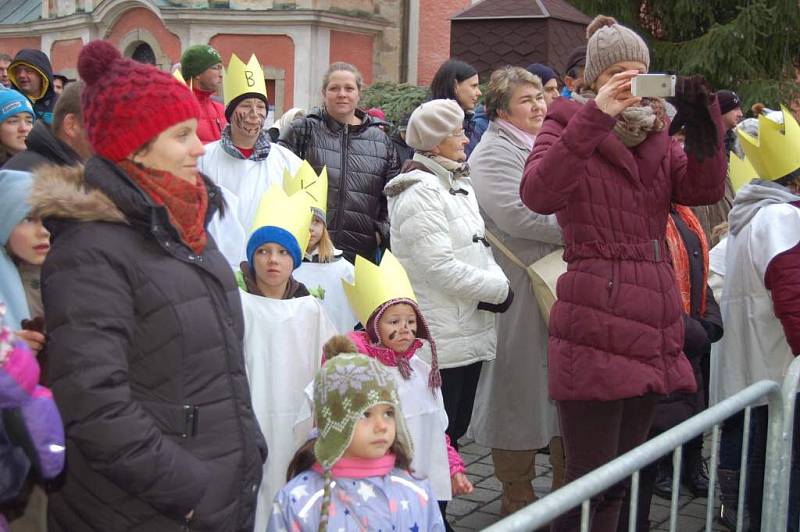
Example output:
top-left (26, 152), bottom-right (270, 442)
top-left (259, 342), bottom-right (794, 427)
top-left (668, 75), bottom-right (719, 161)
top-left (478, 286), bottom-right (514, 314)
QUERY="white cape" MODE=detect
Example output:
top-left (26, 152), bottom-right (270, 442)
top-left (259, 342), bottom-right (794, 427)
top-left (240, 291), bottom-right (339, 532)
top-left (294, 258), bottom-right (358, 333)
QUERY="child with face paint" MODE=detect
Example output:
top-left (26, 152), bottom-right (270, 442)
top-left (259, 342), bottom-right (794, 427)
top-left (286, 162), bottom-right (358, 332)
top-left (341, 252), bottom-right (473, 525)
top-left (0, 170), bottom-right (49, 354)
top-left (238, 185), bottom-right (339, 531)
top-left (199, 54), bottom-right (302, 267)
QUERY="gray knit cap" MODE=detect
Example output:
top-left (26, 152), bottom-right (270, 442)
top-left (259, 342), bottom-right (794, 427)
top-left (584, 15), bottom-right (650, 87)
top-left (406, 99), bottom-right (464, 152)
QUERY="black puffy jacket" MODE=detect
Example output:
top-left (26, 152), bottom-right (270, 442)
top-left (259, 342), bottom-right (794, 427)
top-left (279, 107), bottom-right (400, 262)
top-left (9, 49), bottom-right (57, 125)
top-left (30, 159), bottom-right (266, 532)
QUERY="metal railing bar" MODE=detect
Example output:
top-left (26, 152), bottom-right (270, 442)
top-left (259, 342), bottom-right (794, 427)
top-left (628, 471), bottom-right (639, 532)
top-left (737, 406), bottom-right (751, 532)
top-left (580, 499), bottom-right (590, 532)
top-left (484, 380), bottom-right (781, 532)
top-left (669, 446), bottom-right (682, 532)
top-left (706, 423), bottom-right (720, 531)
top-left (769, 357), bottom-right (800, 531)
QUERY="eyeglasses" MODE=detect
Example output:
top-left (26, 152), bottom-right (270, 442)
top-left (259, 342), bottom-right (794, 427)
top-left (448, 129), bottom-right (466, 138)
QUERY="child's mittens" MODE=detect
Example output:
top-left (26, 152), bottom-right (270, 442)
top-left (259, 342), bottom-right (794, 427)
top-left (3, 385), bottom-right (65, 480)
top-left (0, 335), bottom-right (40, 409)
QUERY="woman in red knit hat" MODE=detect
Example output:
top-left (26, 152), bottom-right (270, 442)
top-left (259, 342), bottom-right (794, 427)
top-left (27, 40), bottom-right (265, 532)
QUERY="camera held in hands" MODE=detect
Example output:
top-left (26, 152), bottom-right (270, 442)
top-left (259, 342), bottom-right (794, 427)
top-left (631, 74), bottom-right (676, 98)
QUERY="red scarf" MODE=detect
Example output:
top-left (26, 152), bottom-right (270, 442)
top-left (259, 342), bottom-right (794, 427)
top-left (665, 205), bottom-right (709, 316)
top-left (119, 160), bottom-right (208, 254)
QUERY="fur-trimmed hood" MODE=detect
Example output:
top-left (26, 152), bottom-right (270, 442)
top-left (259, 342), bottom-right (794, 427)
top-left (29, 163), bottom-right (128, 225)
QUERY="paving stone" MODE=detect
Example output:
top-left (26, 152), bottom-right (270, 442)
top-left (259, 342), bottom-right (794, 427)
top-left (478, 454), bottom-right (494, 465)
top-left (465, 462), bottom-right (494, 478)
top-left (460, 442), bottom-right (490, 455)
top-left (446, 498), bottom-right (480, 517)
top-left (475, 475), bottom-right (502, 491)
top-left (452, 511), bottom-right (503, 530)
top-left (648, 501), bottom-right (672, 524)
top-left (480, 499), bottom-right (504, 516)
top-left (460, 452), bottom-right (484, 466)
top-left (461, 486), bottom-right (500, 504)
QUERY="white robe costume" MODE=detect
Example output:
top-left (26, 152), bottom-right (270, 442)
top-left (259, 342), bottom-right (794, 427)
top-left (294, 255), bottom-right (358, 333)
top-left (240, 291), bottom-right (338, 532)
top-left (200, 141), bottom-right (302, 266)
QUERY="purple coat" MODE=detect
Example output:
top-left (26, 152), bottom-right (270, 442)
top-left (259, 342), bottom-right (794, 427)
top-left (520, 97), bottom-right (727, 401)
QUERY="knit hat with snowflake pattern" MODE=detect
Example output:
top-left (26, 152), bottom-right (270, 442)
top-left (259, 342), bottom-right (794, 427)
top-left (78, 40), bottom-right (200, 162)
top-left (313, 336), bottom-right (414, 531)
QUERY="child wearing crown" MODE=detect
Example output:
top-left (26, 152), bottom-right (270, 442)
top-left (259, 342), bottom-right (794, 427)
top-left (239, 186), bottom-right (339, 531)
top-left (340, 252), bottom-right (473, 526)
top-left (200, 53), bottom-right (302, 267)
top-left (285, 162), bottom-right (358, 333)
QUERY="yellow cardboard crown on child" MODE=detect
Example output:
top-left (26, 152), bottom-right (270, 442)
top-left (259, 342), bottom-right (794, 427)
top-left (737, 105), bottom-right (800, 181)
top-left (283, 161), bottom-right (328, 216)
top-left (343, 251), bottom-right (416, 327)
top-left (250, 185), bottom-right (312, 254)
top-left (223, 54), bottom-right (268, 108)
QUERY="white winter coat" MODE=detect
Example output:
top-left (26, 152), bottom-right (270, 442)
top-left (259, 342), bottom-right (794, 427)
top-left (385, 153), bottom-right (509, 369)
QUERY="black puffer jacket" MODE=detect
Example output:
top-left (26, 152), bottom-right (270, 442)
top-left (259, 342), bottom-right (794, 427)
top-left (30, 159), bottom-right (266, 532)
top-left (9, 49), bottom-right (57, 125)
top-left (279, 107), bottom-right (400, 262)
top-left (4, 121), bottom-right (82, 172)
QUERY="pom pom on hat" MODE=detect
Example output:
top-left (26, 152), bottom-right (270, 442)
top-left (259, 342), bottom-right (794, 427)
top-left (405, 99), bottom-right (464, 152)
top-left (322, 335), bottom-right (358, 361)
top-left (78, 40), bottom-right (200, 162)
top-left (583, 14), bottom-right (650, 87)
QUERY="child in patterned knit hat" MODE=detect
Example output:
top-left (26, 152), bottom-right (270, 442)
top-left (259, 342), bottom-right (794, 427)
top-left (268, 337), bottom-right (445, 532)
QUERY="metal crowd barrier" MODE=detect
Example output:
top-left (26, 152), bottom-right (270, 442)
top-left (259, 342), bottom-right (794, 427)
top-left (483, 356), bottom-right (800, 532)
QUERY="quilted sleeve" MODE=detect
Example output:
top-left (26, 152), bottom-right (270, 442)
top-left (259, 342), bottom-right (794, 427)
top-left (390, 181), bottom-right (509, 305)
top-left (764, 241), bottom-right (800, 355)
top-left (669, 97), bottom-right (727, 206)
top-left (520, 100), bottom-right (616, 215)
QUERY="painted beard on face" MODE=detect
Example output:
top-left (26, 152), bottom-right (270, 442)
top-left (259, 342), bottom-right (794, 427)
top-left (234, 107), bottom-right (266, 137)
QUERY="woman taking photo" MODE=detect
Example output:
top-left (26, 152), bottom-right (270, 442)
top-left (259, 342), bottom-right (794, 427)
top-left (30, 41), bottom-right (265, 532)
top-left (384, 98), bottom-right (512, 529)
top-left (430, 59), bottom-right (482, 156)
top-left (520, 16), bottom-right (727, 531)
top-left (468, 66), bottom-right (565, 515)
top-left (279, 62), bottom-right (399, 262)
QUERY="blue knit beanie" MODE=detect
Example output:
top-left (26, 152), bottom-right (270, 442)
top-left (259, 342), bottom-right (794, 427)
top-left (246, 226), bottom-right (302, 270)
top-left (525, 64), bottom-right (557, 86)
top-left (0, 89), bottom-right (35, 125)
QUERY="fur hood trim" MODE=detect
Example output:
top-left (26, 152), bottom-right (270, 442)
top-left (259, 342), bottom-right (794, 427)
top-left (29, 164), bottom-right (128, 224)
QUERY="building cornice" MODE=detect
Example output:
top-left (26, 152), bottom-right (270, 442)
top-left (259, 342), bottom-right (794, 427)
top-left (0, 2), bottom-right (390, 38)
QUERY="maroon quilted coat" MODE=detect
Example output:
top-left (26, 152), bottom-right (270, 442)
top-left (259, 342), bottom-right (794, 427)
top-left (520, 98), bottom-right (727, 402)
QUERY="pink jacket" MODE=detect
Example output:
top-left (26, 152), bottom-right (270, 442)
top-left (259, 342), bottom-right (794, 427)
top-left (520, 97), bottom-right (727, 402)
top-left (192, 86), bottom-right (227, 144)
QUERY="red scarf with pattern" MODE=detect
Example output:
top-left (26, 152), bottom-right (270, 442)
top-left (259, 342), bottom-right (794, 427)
top-left (665, 205), bottom-right (709, 316)
top-left (119, 160), bottom-right (208, 254)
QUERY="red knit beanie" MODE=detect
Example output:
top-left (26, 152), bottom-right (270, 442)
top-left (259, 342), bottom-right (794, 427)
top-left (78, 41), bottom-right (201, 162)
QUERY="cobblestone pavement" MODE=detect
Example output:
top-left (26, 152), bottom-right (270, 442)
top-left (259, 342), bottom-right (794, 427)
top-left (449, 438), bottom-right (730, 532)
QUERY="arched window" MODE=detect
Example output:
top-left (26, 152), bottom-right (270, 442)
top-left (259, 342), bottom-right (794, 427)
top-left (131, 42), bottom-right (156, 65)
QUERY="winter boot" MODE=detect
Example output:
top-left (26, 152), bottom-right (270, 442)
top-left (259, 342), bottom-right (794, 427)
top-left (717, 468), bottom-right (750, 531)
top-left (550, 436), bottom-right (566, 491)
top-left (492, 448), bottom-right (537, 516)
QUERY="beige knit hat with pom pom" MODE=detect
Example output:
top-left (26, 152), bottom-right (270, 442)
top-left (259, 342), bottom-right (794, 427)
top-left (584, 15), bottom-right (650, 87)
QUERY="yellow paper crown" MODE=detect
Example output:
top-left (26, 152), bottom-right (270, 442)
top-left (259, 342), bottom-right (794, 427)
top-left (737, 105), bottom-right (800, 181)
top-left (223, 54), bottom-right (268, 108)
top-left (250, 185), bottom-right (313, 254)
top-left (342, 251), bottom-right (416, 327)
top-left (283, 161), bottom-right (328, 215)
top-left (728, 151), bottom-right (758, 193)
